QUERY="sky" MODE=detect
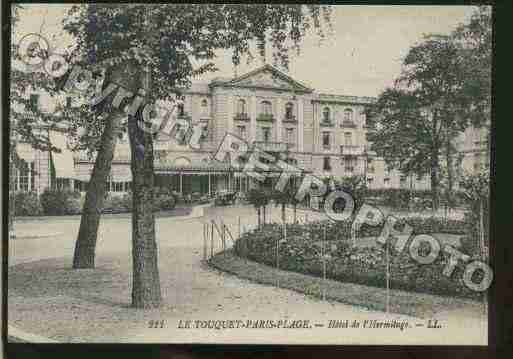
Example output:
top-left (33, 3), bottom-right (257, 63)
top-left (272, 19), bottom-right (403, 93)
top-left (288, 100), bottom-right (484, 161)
top-left (13, 4), bottom-right (478, 97)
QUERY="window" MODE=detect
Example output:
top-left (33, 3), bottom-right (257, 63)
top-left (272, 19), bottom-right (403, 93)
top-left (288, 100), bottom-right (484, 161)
top-left (285, 102), bottom-right (294, 119)
top-left (56, 178), bottom-right (70, 190)
top-left (323, 107), bottom-right (330, 122)
top-left (367, 158), bottom-right (375, 173)
top-left (12, 160), bottom-right (36, 192)
top-left (200, 98), bottom-right (208, 115)
top-left (66, 97), bottom-right (73, 108)
top-left (344, 157), bottom-right (356, 172)
top-left (323, 157), bottom-right (331, 171)
top-left (261, 101), bottom-right (272, 115)
top-left (29, 94), bottom-right (39, 112)
top-left (261, 127), bottom-right (271, 142)
top-left (177, 103), bottom-right (184, 116)
top-left (112, 182), bottom-right (124, 192)
top-left (117, 131), bottom-right (127, 143)
top-left (384, 178), bottom-right (390, 187)
top-left (344, 132), bottom-right (352, 146)
top-left (237, 125), bottom-right (246, 139)
top-left (285, 128), bottom-right (294, 144)
top-left (18, 161), bottom-right (29, 191)
top-left (237, 99), bottom-right (247, 115)
top-left (344, 108), bottom-right (354, 122)
top-left (30, 162), bottom-right (35, 191)
top-left (474, 153), bottom-right (482, 171)
top-left (367, 178), bottom-right (374, 185)
top-left (322, 132), bottom-right (331, 149)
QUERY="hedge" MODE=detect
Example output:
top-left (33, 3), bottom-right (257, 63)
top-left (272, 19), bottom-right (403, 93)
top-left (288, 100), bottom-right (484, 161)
top-left (103, 191), bottom-right (177, 213)
top-left (14, 189), bottom-right (178, 216)
top-left (234, 218), bottom-right (483, 300)
top-left (9, 192), bottom-right (42, 216)
top-left (40, 189), bottom-right (82, 215)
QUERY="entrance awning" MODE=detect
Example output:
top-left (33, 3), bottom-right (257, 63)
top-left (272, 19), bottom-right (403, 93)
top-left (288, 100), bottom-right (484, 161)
top-left (50, 130), bottom-right (75, 179)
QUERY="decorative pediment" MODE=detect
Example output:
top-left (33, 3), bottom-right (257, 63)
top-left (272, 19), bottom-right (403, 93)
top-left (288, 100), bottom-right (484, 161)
top-left (213, 64), bottom-right (313, 93)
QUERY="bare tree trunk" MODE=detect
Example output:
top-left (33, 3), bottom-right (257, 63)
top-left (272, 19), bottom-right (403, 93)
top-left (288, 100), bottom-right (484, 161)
top-left (479, 199), bottom-right (486, 260)
top-left (129, 67), bottom-right (161, 309)
top-left (281, 203), bottom-right (286, 224)
top-left (72, 110), bottom-right (123, 269)
top-left (257, 207), bottom-right (261, 228)
top-left (9, 146), bottom-right (17, 236)
top-left (430, 150), bottom-right (440, 211)
top-left (445, 132), bottom-right (454, 214)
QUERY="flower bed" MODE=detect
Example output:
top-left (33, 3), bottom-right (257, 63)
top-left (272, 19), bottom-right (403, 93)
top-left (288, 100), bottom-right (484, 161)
top-left (234, 218), bottom-right (483, 300)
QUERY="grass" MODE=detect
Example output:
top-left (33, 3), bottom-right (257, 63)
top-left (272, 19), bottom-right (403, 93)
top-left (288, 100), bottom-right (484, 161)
top-left (209, 249), bottom-right (484, 318)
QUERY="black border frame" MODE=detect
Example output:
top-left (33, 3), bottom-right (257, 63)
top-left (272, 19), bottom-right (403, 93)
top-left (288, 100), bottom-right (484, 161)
top-left (2, 1), bottom-right (511, 358)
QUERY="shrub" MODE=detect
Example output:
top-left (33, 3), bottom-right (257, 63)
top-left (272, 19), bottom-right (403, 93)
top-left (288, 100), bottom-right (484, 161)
top-left (10, 192), bottom-right (42, 216)
top-left (363, 188), bottom-right (433, 210)
top-left (235, 219), bottom-right (480, 300)
top-left (103, 194), bottom-right (131, 213)
top-left (40, 189), bottom-right (82, 215)
top-left (154, 194), bottom-right (176, 211)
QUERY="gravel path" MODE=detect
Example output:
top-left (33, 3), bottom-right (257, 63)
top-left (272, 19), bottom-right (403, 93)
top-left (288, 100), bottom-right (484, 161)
top-left (8, 205), bottom-right (487, 344)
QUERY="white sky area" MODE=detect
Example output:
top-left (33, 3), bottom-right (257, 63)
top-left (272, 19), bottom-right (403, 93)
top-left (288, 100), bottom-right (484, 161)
top-left (13, 4), bottom-right (477, 97)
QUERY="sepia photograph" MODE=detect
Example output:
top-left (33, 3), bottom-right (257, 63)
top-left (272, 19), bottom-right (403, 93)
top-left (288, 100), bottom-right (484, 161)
top-left (4, 3), bottom-right (492, 347)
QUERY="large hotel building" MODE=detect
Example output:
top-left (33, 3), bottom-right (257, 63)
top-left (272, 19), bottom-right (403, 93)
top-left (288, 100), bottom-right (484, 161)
top-left (12, 65), bottom-right (489, 196)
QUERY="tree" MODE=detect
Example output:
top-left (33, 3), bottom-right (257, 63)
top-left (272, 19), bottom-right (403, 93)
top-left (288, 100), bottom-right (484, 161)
top-left (452, 6), bottom-right (491, 127)
top-left (71, 66), bottom-right (135, 269)
top-left (9, 5), bottom-right (85, 230)
top-left (272, 188), bottom-right (290, 224)
top-left (64, 4), bottom-right (332, 308)
top-left (367, 34), bottom-right (475, 210)
top-left (459, 171), bottom-right (489, 260)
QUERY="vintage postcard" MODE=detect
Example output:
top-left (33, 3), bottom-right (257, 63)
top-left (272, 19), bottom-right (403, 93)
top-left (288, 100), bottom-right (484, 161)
top-left (5, 3), bottom-right (491, 346)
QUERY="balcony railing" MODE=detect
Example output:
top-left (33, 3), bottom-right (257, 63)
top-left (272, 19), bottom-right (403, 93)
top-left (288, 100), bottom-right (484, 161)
top-left (234, 113), bottom-right (250, 121)
top-left (340, 145), bottom-right (362, 156)
top-left (282, 115), bottom-right (297, 123)
top-left (253, 141), bottom-right (290, 153)
top-left (344, 166), bottom-right (355, 172)
top-left (320, 120), bottom-right (334, 127)
top-left (341, 120), bottom-right (357, 128)
top-left (256, 113), bottom-right (275, 122)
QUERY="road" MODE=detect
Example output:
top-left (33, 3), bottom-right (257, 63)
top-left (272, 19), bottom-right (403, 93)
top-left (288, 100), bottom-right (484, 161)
top-left (8, 205), bottom-right (486, 344)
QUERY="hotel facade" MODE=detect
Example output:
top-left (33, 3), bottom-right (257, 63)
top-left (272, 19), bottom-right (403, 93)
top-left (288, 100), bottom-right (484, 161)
top-left (12, 65), bottom-right (489, 197)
